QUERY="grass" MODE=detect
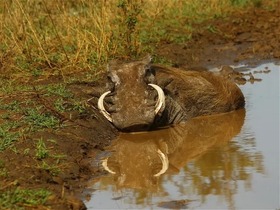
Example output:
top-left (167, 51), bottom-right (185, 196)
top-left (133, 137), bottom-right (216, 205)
top-left (38, 160), bottom-right (61, 176)
top-left (34, 138), bottom-right (67, 175)
top-left (40, 84), bottom-right (73, 98)
top-left (0, 160), bottom-right (8, 177)
top-left (35, 138), bottom-right (49, 160)
top-left (0, 123), bottom-right (20, 151)
top-left (0, 188), bottom-right (51, 210)
top-left (0, 0), bottom-right (277, 82)
top-left (24, 107), bottom-right (60, 130)
top-left (0, 81), bottom-right (88, 152)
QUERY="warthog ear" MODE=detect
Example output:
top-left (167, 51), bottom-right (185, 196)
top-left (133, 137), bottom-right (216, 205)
top-left (141, 54), bottom-right (152, 64)
top-left (107, 59), bottom-right (122, 72)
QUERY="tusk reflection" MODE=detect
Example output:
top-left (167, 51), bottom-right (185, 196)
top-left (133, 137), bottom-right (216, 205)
top-left (101, 158), bottom-right (116, 174)
top-left (154, 149), bottom-right (169, 177)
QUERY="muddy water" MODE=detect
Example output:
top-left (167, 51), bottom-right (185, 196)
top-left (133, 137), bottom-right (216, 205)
top-left (85, 62), bottom-right (279, 210)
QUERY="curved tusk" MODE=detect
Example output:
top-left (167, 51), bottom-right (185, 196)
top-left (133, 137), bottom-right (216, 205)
top-left (101, 158), bottom-right (116, 174)
top-left (154, 149), bottom-right (169, 177)
top-left (98, 91), bottom-right (112, 122)
top-left (148, 84), bottom-right (165, 115)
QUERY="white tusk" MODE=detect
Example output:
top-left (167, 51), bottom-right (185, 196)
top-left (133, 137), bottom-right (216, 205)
top-left (101, 158), bottom-right (116, 174)
top-left (98, 91), bottom-right (112, 122)
top-left (154, 149), bottom-right (169, 177)
top-left (148, 84), bottom-right (165, 115)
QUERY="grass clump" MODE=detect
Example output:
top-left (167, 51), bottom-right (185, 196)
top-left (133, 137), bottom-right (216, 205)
top-left (40, 84), bottom-right (73, 98)
top-left (24, 107), bottom-right (60, 130)
top-left (0, 188), bottom-right (51, 210)
top-left (38, 161), bottom-right (61, 176)
top-left (35, 138), bottom-right (49, 160)
top-left (0, 124), bottom-right (19, 152)
top-left (0, 160), bottom-right (8, 177)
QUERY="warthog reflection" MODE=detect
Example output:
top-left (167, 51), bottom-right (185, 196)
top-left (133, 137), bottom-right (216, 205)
top-left (101, 109), bottom-right (245, 191)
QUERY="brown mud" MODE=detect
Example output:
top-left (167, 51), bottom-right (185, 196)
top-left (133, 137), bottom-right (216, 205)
top-left (0, 5), bottom-right (279, 210)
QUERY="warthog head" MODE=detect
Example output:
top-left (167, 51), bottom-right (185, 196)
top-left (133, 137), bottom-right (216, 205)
top-left (98, 55), bottom-right (165, 131)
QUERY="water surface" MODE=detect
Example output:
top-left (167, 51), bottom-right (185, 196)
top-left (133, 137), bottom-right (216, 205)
top-left (85, 62), bottom-right (279, 210)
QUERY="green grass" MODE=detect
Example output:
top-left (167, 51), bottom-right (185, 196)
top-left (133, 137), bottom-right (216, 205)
top-left (0, 188), bottom-right (51, 210)
top-left (0, 100), bottom-right (21, 112)
top-left (0, 81), bottom-right (33, 95)
top-left (54, 98), bottom-right (87, 114)
top-left (24, 107), bottom-right (60, 130)
top-left (35, 138), bottom-right (49, 160)
top-left (0, 160), bottom-right (8, 178)
top-left (38, 161), bottom-right (61, 176)
top-left (34, 138), bottom-right (66, 175)
top-left (0, 124), bottom-right (19, 152)
top-left (40, 84), bottom-right (73, 98)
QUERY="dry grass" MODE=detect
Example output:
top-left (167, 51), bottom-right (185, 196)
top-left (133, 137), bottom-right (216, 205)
top-left (0, 0), bottom-right (277, 81)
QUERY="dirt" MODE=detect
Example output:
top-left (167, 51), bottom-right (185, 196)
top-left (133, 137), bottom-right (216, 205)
top-left (0, 5), bottom-right (279, 210)
top-left (156, 6), bottom-right (280, 68)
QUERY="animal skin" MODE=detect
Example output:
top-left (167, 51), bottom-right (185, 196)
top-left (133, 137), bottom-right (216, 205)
top-left (97, 55), bottom-right (245, 131)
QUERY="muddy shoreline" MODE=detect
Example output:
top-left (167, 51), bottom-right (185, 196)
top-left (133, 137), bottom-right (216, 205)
top-left (0, 5), bottom-right (279, 210)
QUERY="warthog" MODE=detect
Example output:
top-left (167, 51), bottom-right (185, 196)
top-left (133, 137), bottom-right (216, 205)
top-left (96, 55), bottom-right (245, 131)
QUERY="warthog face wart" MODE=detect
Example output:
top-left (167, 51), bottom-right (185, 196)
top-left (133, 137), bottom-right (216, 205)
top-left (98, 55), bottom-right (165, 131)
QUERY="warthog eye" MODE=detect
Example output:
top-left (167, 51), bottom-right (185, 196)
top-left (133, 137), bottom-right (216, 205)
top-left (107, 73), bottom-right (120, 91)
top-left (107, 75), bottom-right (115, 91)
top-left (144, 66), bottom-right (155, 84)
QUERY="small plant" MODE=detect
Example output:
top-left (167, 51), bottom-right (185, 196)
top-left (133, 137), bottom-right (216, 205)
top-left (35, 138), bottom-right (49, 160)
top-left (0, 124), bottom-right (19, 152)
top-left (54, 98), bottom-right (67, 112)
top-left (39, 161), bottom-right (61, 176)
top-left (71, 101), bottom-right (88, 114)
top-left (0, 160), bottom-right (8, 177)
top-left (23, 148), bottom-right (30, 155)
top-left (117, 0), bottom-right (144, 56)
top-left (206, 25), bottom-right (218, 33)
top-left (0, 188), bottom-right (51, 209)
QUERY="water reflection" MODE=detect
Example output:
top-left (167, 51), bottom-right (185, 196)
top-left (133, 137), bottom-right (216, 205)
top-left (87, 109), bottom-right (264, 209)
top-left (102, 109), bottom-right (246, 192)
top-left (86, 62), bottom-right (279, 209)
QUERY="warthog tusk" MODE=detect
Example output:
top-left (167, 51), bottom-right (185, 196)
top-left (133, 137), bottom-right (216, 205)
top-left (102, 158), bottom-right (116, 174)
top-left (154, 149), bottom-right (169, 177)
top-left (148, 84), bottom-right (165, 115)
top-left (98, 91), bottom-right (112, 122)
